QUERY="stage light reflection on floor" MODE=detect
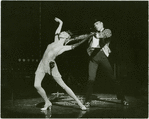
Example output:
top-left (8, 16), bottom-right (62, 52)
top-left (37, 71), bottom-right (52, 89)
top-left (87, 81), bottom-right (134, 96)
top-left (1, 94), bottom-right (148, 118)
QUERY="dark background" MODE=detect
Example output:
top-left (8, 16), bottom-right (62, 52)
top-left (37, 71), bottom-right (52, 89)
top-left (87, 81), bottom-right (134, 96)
top-left (1, 1), bottom-right (148, 100)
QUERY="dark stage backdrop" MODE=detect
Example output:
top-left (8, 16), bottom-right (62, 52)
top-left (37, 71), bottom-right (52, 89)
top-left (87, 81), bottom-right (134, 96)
top-left (1, 1), bottom-right (148, 100)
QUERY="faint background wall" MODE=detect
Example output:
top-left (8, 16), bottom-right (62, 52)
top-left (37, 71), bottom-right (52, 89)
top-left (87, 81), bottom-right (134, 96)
top-left (1, 1), bottom-right (148, 100)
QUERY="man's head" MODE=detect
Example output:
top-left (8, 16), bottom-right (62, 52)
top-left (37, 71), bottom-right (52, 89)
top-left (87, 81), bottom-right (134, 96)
top-left (94, 21), bottom-right (104, 31)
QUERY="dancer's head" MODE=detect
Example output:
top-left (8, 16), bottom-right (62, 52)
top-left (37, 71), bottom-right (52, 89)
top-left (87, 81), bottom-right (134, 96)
top-left (94, 21), bottom-right (104, 32)
top-left (59, 31), bottom-right (70, 40)
top-left (59, 30), bottom-right (72, 40)
top-left (59, 31), bottom-right (73, 45)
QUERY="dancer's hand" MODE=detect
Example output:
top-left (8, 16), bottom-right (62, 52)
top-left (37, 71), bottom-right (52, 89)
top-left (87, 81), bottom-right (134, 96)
top-left (55, 17), bottom-right (63, 23)
top-left (54, 17), bottom-right (63, 38)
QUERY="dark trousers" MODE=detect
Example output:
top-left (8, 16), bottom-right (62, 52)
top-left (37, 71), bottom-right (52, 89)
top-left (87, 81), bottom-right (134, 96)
top-left (85, 50), bottom-right (125, 102)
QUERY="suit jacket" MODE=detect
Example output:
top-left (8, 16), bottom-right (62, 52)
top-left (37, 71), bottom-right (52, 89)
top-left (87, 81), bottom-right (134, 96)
top-left (87, 29), bottom-right (111, 57)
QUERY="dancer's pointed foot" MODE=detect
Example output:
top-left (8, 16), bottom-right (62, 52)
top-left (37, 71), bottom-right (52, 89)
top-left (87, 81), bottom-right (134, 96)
top-left (41, 102), bottom-right (52, 111)
top-left (80, 105), bottom-right (87, 111)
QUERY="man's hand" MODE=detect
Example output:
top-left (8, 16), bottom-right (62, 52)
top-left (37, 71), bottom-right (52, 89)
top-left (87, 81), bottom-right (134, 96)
top-left (55, 17), bottom-right (63, 24)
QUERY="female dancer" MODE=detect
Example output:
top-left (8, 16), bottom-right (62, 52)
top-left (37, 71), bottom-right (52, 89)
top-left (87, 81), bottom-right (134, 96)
top-left (34, 17), bottom-right (93, 111)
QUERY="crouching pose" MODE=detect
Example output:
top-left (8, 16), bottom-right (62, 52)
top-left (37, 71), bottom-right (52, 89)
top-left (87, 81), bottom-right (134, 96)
top-left (34, 17), bottom-right (94, 111)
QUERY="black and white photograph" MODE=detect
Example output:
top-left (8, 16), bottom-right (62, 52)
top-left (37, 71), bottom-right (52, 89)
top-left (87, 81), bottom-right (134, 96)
top-left (1, 1), bottom-right (148, 118)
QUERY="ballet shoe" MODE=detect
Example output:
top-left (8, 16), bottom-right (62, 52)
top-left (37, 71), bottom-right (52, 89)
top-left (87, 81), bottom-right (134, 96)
top-left (41, 103), bottom-right (52, 111)
top-left (80, 105), bottom-right (87, 111)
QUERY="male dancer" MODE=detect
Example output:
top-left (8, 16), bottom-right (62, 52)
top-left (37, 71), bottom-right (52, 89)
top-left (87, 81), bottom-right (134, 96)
top-left (84, 20), bottom-right (129, 107)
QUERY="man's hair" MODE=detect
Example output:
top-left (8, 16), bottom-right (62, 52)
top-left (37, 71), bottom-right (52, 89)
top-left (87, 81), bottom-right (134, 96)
top-left (89, 18), bottom-right (104, 32)
top-left (94, 20), bottom-right (103, 25)
top-left (94, 19), bottom-right (100, 23)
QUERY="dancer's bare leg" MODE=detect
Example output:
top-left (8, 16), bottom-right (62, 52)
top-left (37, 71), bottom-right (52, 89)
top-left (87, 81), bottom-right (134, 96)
top-left (34, 72), bottom-right (52, 109)
top-left (54, 77), bottom-right (86, 110)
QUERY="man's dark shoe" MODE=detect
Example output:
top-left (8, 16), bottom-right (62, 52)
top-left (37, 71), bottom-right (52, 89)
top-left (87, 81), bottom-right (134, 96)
top-left (121, 100), bottom-right (129, 106)
top-left (84, 102), bottom-right (91, 108)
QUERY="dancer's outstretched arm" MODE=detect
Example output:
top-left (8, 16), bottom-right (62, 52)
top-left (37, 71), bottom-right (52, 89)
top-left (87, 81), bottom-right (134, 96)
top-left (65, 32), bottom-right (95, 45)
top-left (58, 40), bottom-right (85, 55)
top-left (71, 32), bottom-right (95, 49)
top-left (58, 33), bottom-right (95, 55)
top-left (58, 46), bottom-right (72, 55)
top-left (54, 17), bottom-right (63, 42)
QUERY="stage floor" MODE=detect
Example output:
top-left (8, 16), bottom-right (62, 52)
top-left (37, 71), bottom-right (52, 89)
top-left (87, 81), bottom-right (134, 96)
top-left (1, 94), bottom-right (148, 118)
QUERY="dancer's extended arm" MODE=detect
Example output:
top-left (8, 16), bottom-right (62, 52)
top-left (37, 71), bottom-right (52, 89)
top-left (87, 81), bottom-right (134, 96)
top-left (71, 32), bottom-right (95, 49)
top-left (65, 32), bottom-right (94, 45)
top-left (54, 17), bottom-right (63, 42)
top-left (58, 33), bottom-right (95, 54)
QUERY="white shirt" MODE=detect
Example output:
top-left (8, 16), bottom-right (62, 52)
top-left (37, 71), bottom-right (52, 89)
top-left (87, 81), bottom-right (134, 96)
top-left (90, 28), bottom-right (104, 48)
top-left (90, 36), bottom-right (100, 48)
top-left (90, 30), bottom-right (111, 57)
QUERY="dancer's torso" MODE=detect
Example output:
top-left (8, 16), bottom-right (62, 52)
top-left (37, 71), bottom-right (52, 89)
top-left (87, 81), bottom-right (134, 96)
top-left (42, 41), bottom-right (63, 65)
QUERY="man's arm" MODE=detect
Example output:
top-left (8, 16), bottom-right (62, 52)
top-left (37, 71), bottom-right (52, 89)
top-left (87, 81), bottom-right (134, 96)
top-left (54, 17), bottom-right (63, 42)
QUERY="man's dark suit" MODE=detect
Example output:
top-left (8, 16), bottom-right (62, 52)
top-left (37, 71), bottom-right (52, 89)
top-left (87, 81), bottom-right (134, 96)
top-left (85, 29), bottom-right (126, 103)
